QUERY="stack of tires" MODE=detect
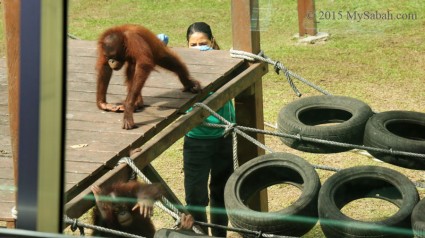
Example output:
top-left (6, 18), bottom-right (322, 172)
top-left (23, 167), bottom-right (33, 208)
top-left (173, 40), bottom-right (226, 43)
top-left (223, 153), bottom-right (424, 237)
top-left (223, 95), bottom-right (425, 237)
top-left (276, 95), bottom-right (425, 169)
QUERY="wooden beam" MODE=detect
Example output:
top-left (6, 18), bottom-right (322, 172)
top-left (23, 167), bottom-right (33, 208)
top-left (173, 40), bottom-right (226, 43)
top-left (3, 0), bottom-right (20, 200)
top-left (297, 0), bottom-right (317, 36)
top-left (65, 62), bottom-right (268, 219)
top-left (231, 0), bottom-right (268, 212)
top-left (231, 0), bottom-right (261, 53)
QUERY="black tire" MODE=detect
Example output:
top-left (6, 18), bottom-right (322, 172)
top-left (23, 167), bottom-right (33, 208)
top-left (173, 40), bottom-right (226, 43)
top-left (277, 95), bottom-right (373, 153)
top-left (224, 152), bottom-right (321, 237)
top-left (154, 229), bottom-right (214, 238)
top-left (318, 166), bottom-right (419, 238)
top-left (363, 111), bottom-right (425, 170)
top-left (412, 197), bottom-right (425, 238)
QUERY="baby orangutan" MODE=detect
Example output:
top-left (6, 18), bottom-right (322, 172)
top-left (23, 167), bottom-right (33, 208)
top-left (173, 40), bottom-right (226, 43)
top-left (91, 181), bottom-right (194, 237)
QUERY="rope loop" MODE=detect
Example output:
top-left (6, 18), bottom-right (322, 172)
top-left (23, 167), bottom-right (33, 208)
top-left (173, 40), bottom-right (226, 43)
top-left (11, 206), bottom-right (17, 219)
top-left (258, 50), bottom-right (265, 57)
top-left (224, 123), bottom-right (237, 138)
top-left (257, 230), bottom-right (264, 238)
top-left (69, 218), bottom-right (85, 236)
top-left (71, 218), bottom-right (78, 232)
top-left (172, 218), bottom-right (181, 230)
top-left (273, 61), bottom-right (281, 74)
top-left (389, 148), bottom-right (395, 156)
top-left (296, 133), bottom-right (303, 142)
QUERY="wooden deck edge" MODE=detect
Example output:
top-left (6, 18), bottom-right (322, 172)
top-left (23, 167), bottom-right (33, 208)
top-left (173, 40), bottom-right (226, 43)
top-left (0, 217), bottom-right (16, 229)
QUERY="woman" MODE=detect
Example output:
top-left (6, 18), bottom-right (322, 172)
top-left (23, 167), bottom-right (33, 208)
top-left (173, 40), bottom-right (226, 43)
top-left (183, 22), bottom-right (235, 237)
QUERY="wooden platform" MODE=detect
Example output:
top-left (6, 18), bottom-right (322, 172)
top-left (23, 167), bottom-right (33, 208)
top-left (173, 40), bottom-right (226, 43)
top-left (1, 39), bottom-right (269, 226)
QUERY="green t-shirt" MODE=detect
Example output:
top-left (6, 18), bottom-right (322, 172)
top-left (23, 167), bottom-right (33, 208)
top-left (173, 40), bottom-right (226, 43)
top-left (186, 99), bottom-right (236, 139)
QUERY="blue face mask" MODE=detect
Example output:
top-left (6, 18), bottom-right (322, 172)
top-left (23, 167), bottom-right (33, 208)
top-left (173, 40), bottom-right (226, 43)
top-left (191, 45), bottom-right (213, 51)
top-left (156, 33), bottom-right (169, 46)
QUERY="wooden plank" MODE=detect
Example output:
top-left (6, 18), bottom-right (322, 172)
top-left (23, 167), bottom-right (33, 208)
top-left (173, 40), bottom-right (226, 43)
top-left (0, 168), bottom-right (14, 179)
top-left (68, 90), bottom-right (187, 109)
top-left (66, 130), bottom-right (138, 144)
top-left (68, 82), bottom-right (194, 99)
top-left (66, 110), bottom-right (167, 125)
top-left (66, 100), bottom-right (177, 115)
top-left (66, 70), bottom-right (224, 87)
top-left (66, 70), bottom-right (227, 95)
top-left (0, 159), bottom-right (12, 167)
top-left (66, 161), bottom-right (105, 173)
top-left (0, 105), bottom-right (9, 116)
top-left (0, 159), bottom-right (13, 168)
top-left (0, 125), bottom-right (10, 137)
top-left (68, 56), bottom-right (237, 76)
top-left (65, 150), bottom-right (115, 163)
top-left (0, 137), bottom-right (10, 151)
top-left (65, 172), bottom-right (93, 186)
top-left (0, 178), bottom-right (15, 202)
top-left (0, 115), bottom-right (9, 125)
top-left (2, 2), bottom-right (19, 212)
top-left (66, 120), bottom-right (157, 136)
top-left (0, 93), bottom-right (7, 105)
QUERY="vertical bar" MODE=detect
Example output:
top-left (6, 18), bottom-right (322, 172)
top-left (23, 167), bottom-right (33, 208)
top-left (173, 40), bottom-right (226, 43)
top-left (17, 0), bottom-right (42, 230)
top-left (17, 0), bottom-right (66, 232)
top-left (231, 0), bottom-right (268, 212)
top-left (298, 0), bottom-right (317, 36)
top-left (3, 0), bottom-right (20, 204)
top-left (37, 0), bottom-right (67, 232)
top-left (231, 0), bottom-right (261, 54)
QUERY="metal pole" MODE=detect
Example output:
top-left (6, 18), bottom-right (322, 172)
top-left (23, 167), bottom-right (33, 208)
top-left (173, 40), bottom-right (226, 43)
top-left (17, 0), bottom-right (67, 233)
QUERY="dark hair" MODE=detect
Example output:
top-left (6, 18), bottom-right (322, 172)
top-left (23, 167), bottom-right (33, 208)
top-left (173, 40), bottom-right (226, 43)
top-left (186, 22), bottom-right (220, 50)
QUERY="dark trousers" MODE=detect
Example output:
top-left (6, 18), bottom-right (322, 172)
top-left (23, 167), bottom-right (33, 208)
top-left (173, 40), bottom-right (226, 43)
top-left (183, 136), bottom-right (234, 237)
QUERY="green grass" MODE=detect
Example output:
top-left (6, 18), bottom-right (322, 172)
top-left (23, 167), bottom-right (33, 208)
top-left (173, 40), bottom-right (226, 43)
top-left (2, 0), bottom-right (425, 237)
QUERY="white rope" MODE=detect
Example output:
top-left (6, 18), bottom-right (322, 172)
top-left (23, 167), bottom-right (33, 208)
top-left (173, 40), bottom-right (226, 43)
top-left (11, 206), bottom-right (17, 219)
top-left (230, 49), bottom-right (332, 96)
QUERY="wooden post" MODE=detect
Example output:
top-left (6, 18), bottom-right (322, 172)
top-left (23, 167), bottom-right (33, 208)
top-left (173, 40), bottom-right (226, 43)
top-left (231, 0), bottom-right (268, 212)
top-left (297, 0), bottom-right (317, 36)
top-left (3, 0), bottom-right (20, 200)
